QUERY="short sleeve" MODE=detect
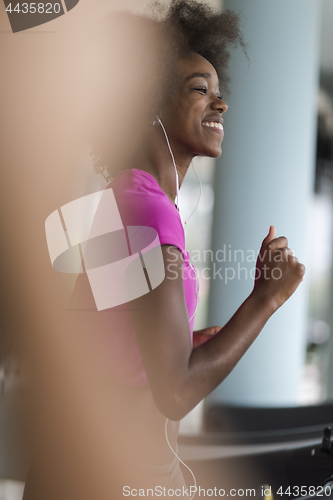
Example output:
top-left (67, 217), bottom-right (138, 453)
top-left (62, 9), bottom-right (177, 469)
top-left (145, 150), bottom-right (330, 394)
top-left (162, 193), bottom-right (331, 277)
top-left (109, 169), bottom-right (186, 257)
top-left (65, 169), bottom-right (195, 388)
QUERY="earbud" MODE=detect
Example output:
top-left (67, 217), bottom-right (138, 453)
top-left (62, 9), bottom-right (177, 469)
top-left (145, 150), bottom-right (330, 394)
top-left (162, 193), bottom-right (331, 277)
top-left (152, 116), bottom-right (162, 126)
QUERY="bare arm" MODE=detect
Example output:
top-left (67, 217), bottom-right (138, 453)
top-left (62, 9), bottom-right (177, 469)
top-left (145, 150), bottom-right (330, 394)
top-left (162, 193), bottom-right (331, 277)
top-left (192, 326), bottom-right (221, 348)
top-left (130, 226), bottom-right (305, 421)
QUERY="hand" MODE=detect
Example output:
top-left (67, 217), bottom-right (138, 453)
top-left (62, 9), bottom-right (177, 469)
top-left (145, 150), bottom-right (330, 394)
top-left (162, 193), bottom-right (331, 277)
top-left (193, 326), bottom-right (221, 348)
top-left (252, 226), bottom-right (305, 311)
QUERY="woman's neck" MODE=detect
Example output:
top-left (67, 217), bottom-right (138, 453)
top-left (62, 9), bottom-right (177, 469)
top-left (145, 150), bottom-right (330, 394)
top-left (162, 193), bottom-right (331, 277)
top-left (130, 125), bottom-right (194, 204)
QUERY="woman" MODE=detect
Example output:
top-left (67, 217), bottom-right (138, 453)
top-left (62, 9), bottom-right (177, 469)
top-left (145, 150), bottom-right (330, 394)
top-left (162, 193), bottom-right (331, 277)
top-left (81, 0), bottom-right (305, 495)
top-left (23, 1), bottom-right (305, 498)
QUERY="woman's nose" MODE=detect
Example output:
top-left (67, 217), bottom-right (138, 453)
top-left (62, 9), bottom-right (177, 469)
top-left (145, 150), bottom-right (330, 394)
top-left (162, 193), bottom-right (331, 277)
top-left (221, 100), bottom-right (228, 113)
top-left (212, 96), bottom-right (228, 114)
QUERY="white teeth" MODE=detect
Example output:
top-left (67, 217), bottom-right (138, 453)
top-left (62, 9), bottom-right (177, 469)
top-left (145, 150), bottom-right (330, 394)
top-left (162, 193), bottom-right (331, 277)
top-left (203, 121), bottom-right (223, 130)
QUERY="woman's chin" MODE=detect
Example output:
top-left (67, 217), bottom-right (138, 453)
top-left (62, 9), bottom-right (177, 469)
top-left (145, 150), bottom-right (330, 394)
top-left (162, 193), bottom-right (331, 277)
top-left (205, 145), bottom-right (222, 158)
top-left (193, 142), bottom-right (223, 159)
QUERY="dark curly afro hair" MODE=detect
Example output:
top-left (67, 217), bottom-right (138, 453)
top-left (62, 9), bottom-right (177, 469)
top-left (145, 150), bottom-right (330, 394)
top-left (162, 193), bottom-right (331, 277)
top-left (156, 0), bottom-right (247, 97)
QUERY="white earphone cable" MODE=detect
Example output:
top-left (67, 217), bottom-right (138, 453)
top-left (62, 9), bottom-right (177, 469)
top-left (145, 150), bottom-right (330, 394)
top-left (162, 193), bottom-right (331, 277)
top-left (155, 116), bottom-right (198, 497)
top-left (188, 262), bottom-right (200, 322)
top-left (165, 418), bottom-right (197, 500)
top-left (156, 117), bottom-right (180, 211)
top-left (184, 160), bottom-right (202, 227)
top-left (154, 117), bottom-right (200, 324)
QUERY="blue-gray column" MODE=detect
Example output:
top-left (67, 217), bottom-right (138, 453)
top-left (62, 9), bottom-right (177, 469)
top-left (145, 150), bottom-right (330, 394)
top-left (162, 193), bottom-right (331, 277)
top-left (206, 0), bottom-right (321, 407)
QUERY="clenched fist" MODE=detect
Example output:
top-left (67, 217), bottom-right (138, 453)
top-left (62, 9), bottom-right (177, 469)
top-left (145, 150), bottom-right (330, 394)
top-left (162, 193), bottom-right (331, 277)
top-left (252, 226), bottom-right (305, 311)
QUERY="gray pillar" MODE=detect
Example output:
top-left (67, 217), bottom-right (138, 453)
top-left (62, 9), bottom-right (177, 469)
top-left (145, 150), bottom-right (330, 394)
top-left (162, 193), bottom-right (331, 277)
top-left (319, 0), bottom-right (333, 402)
top-left (206, 0), bottom-right (321, 407)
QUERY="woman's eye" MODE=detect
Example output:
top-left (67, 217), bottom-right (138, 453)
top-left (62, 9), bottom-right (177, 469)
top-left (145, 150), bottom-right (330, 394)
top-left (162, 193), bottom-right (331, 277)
top-left (195, 87), bottom-right (207, 94)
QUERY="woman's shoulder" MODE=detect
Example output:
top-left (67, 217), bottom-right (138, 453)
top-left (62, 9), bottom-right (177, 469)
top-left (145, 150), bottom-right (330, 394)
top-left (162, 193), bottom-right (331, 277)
top-left (110, 168), bottom-right (168, 196)
top-left (108, 168), bottom-right (185, 251)
top-left (109, 168), bottom-right (179, 215)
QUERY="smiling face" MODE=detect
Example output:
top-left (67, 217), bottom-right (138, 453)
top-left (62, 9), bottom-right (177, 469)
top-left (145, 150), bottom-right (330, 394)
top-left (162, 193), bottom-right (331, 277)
top-left (160, 52), bottom-right (228, 159)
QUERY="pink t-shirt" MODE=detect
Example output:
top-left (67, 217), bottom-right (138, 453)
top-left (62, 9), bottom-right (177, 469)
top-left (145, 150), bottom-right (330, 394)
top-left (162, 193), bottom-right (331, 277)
top-left (67, 168), bottom-right (198, 386)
